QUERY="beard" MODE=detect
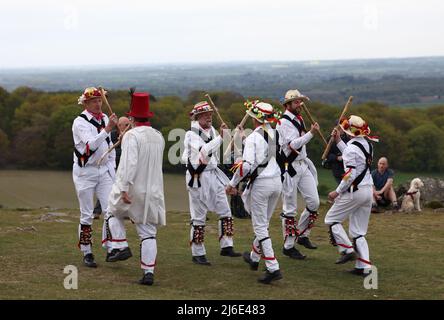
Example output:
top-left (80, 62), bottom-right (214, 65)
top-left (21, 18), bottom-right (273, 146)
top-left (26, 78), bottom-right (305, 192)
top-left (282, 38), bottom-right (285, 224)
top-left (200, 120), bottom-right (212, 129)
top-left (288, 106), bottom-right (301, 115)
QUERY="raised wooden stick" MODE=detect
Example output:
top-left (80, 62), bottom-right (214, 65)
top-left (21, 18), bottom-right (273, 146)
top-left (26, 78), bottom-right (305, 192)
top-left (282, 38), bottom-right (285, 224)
top-left (97, 124), bottom-right (132, 165)
top-left (321, 96), bottom-right (353, 160)
top-left (300, 102), bottom-right (328, 146)
top-left (223, 112), bottom-right (250, 159)
top-left (98, 86), bottom-right (113, 115)
top-left (205, 93), bottom-right (226, 125)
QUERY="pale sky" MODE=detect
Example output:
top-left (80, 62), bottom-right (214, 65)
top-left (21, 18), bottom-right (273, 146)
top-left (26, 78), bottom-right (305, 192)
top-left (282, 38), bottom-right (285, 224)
top-left (0, 0), bottom-right (443, 68)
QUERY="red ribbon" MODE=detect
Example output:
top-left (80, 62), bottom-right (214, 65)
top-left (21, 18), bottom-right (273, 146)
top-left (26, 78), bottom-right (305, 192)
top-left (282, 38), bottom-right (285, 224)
top-left (86, 110), bottom-right (104, 121)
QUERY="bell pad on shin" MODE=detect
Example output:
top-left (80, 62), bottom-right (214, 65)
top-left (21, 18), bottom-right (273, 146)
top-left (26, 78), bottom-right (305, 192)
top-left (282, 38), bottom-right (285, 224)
top-left (79, 224), bottom-right (93, 246)
top-left (191, 225), bottom-right (205, 244)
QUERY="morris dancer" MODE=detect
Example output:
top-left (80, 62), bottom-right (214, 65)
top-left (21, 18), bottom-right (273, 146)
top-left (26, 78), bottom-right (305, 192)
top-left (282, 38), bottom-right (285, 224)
top-left (226, 101), bottom-right (283, 284)
top-left (72, 87), bottom-right (118, 267)
top-left (324, 115), bottom-right (378, 275)
top-left (181, 101), bottom-right (241, 266)
top-left (107, 92), bottom-right (166, 285)
top-left (276, 89), bottom-right (320, 260)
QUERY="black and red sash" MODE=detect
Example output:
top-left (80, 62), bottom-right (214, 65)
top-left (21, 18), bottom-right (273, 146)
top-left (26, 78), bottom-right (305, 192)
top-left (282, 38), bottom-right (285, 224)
top-left (187, 127), bottom-right (214, 188)
top-left (74, 114), bottom-right (110, 167)
top-left (346, 141), bottom-right (373, 192)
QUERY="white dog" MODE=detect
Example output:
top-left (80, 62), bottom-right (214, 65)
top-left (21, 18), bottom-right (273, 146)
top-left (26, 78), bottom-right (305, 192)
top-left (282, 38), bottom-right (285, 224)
top-left (400, 178), bottom-right (424, 212)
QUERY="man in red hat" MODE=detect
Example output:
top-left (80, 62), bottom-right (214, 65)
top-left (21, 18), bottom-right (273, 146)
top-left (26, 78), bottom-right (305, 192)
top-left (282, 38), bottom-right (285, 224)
top-left (181, 101), bottom-right (241, 266)
top-left (72, 87), bottom-right (118, 268)
top-left (107, 92), bottom-right (166, 286)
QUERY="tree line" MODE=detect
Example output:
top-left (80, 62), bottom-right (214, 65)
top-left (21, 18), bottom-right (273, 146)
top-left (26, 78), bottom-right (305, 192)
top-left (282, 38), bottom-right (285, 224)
top-left (0, 86), bottom-right (443, 173)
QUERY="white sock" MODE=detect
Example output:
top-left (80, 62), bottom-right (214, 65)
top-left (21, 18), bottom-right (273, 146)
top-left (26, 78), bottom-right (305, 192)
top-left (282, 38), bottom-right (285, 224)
top-left (81, 244), bottom-right (92, 255)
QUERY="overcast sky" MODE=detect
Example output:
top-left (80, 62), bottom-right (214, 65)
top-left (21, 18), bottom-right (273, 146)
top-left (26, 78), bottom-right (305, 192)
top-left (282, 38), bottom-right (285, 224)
top-left (1, 0), bottom-right (443, 68)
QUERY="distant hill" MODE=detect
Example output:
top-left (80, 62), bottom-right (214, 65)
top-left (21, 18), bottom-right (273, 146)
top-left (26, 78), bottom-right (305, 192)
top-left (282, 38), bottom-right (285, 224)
top-left (1, 57), bottom-right (444, 106)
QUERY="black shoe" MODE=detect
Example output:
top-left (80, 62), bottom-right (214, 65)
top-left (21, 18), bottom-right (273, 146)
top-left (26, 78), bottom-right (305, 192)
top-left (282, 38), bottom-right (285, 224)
top-left (220, 246), bottom-right (242, 257)
top-left (348, 268), bottom-right (371, 277)
top-left (192, 255), bottom-right (211, 266)
top-left (139, 272), bottom-right (154, 285)
top-left (83, 253), bottom-right (97, 268)
top-left (242, 252), bottom-right (259, 271)
top-left (93, 213), bottom-right (101, 220)
top-left (106, 247), bottom-right (133, 262)
top-left (258, 269), bottom-right (283, 284)
top-left (335, 251), bottom-right (357, 264)
top-left (297, 237), bottom-right (318, 249)
top-left (282, 247), bottom-right (306, 260)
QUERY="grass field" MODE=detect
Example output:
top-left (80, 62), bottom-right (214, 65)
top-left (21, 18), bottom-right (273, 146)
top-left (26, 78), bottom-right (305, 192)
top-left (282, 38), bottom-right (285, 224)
top-left (0, 206), bottom-right (443, 300)
top-left (1, 170), bottom-right (442, 211)
top-left (1, 170), bottom-right (443, 300)
top-left (0, 171), bottom-right (190, 211)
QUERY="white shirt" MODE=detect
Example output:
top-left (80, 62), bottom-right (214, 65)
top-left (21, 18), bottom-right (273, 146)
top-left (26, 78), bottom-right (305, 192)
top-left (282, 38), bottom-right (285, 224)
top-left (109, 126), bottom-right (166, 225)
top-left (276, 110), bottom-right (314, 161)
top-left (335, 136), bottom-right (374, 194)
top-left (229, 124), bottom-right (281, 187)
top-left (72, 110), bottom-right (115, 168)
top-left (181, 121), bottom-right (223, 171)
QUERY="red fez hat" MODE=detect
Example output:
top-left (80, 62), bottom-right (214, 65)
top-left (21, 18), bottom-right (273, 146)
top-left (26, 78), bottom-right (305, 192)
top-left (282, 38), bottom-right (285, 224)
top-left (127, 92), bottom-right (154, 118)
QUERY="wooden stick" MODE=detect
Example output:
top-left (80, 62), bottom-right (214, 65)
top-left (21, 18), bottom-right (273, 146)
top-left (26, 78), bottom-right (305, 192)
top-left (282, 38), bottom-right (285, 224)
top-left (97, 124), bottom-right (132, 165)
top-left (223, 112), bottom-right (250, 159)
top-left (205, 93), bottom-right (226, 125)
top-left (98, 86), bottom-right (113, 115)
top-left (321, 96), bottom-right (353, 160)
top-left (300, 102), bottom-right (328, 146)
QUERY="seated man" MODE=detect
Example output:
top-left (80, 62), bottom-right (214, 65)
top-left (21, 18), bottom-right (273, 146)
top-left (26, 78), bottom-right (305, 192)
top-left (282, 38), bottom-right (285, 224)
top-left (371, 157), bottom-right (399, 211)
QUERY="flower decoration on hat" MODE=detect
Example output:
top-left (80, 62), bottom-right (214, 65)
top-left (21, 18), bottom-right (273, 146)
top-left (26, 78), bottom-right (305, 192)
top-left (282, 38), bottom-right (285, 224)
top-left (339, 115), bottom-right (379, 142)
top-left (189, 101), bottom-right (214, 120)
top-left (244, 100), bottom-right (282, 124)
top-left (78, 87), bottom-right (104, 105)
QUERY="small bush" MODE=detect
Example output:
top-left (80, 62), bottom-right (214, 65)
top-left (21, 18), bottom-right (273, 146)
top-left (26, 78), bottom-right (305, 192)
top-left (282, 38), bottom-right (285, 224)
top-left (426, 201), bottom-right (444, 209)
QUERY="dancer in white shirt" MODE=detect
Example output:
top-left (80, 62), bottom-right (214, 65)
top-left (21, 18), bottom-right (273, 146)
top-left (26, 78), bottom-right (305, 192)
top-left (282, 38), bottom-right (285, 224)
top-left (276, 89), bottom-right (320, 260)
top-left (325, 115), bottom-right (378, 276)
top-left (182, 101), bottom-right (241, 266)
top-left (107, 92), bottom-right (166, 285)
top-left (227, 100), bottom-right (283, 284)
top-left (72, 87), bottom-right (118, 268)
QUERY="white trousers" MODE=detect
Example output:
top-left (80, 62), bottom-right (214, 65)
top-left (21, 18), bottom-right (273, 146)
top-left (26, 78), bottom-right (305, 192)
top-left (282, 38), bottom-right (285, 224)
top-left (102, 215), bottom-right (129, 252)
top-left (100, 214), bottom-right (159, 273)
top-left (324, 186), bottom-right (373, 270)
top-left (247, 176), bottom-right (282, 272)
top-left (137, 223), bottom-right (158, 274)
top-left (282, 161), bottom-right (320, 248)
top-left (73, 165), bottom-right (114, 254)
top-left (188, 180), bottom-right (233, 257)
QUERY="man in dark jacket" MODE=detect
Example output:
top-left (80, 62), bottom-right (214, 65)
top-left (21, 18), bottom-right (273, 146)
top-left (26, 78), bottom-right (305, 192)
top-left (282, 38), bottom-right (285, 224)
top-left (323, 134), bottom-right (349, 184)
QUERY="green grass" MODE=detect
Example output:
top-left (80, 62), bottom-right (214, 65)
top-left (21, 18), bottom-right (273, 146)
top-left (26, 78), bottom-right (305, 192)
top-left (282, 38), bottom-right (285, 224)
top-left (0, 171), bottom-right (189, 211)
top-left (1, 206), bottom-right (443, 299)
top-left (1, 170), bottom-right (442, 210)
top-left (1, 170), bottom-right (443, 299)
